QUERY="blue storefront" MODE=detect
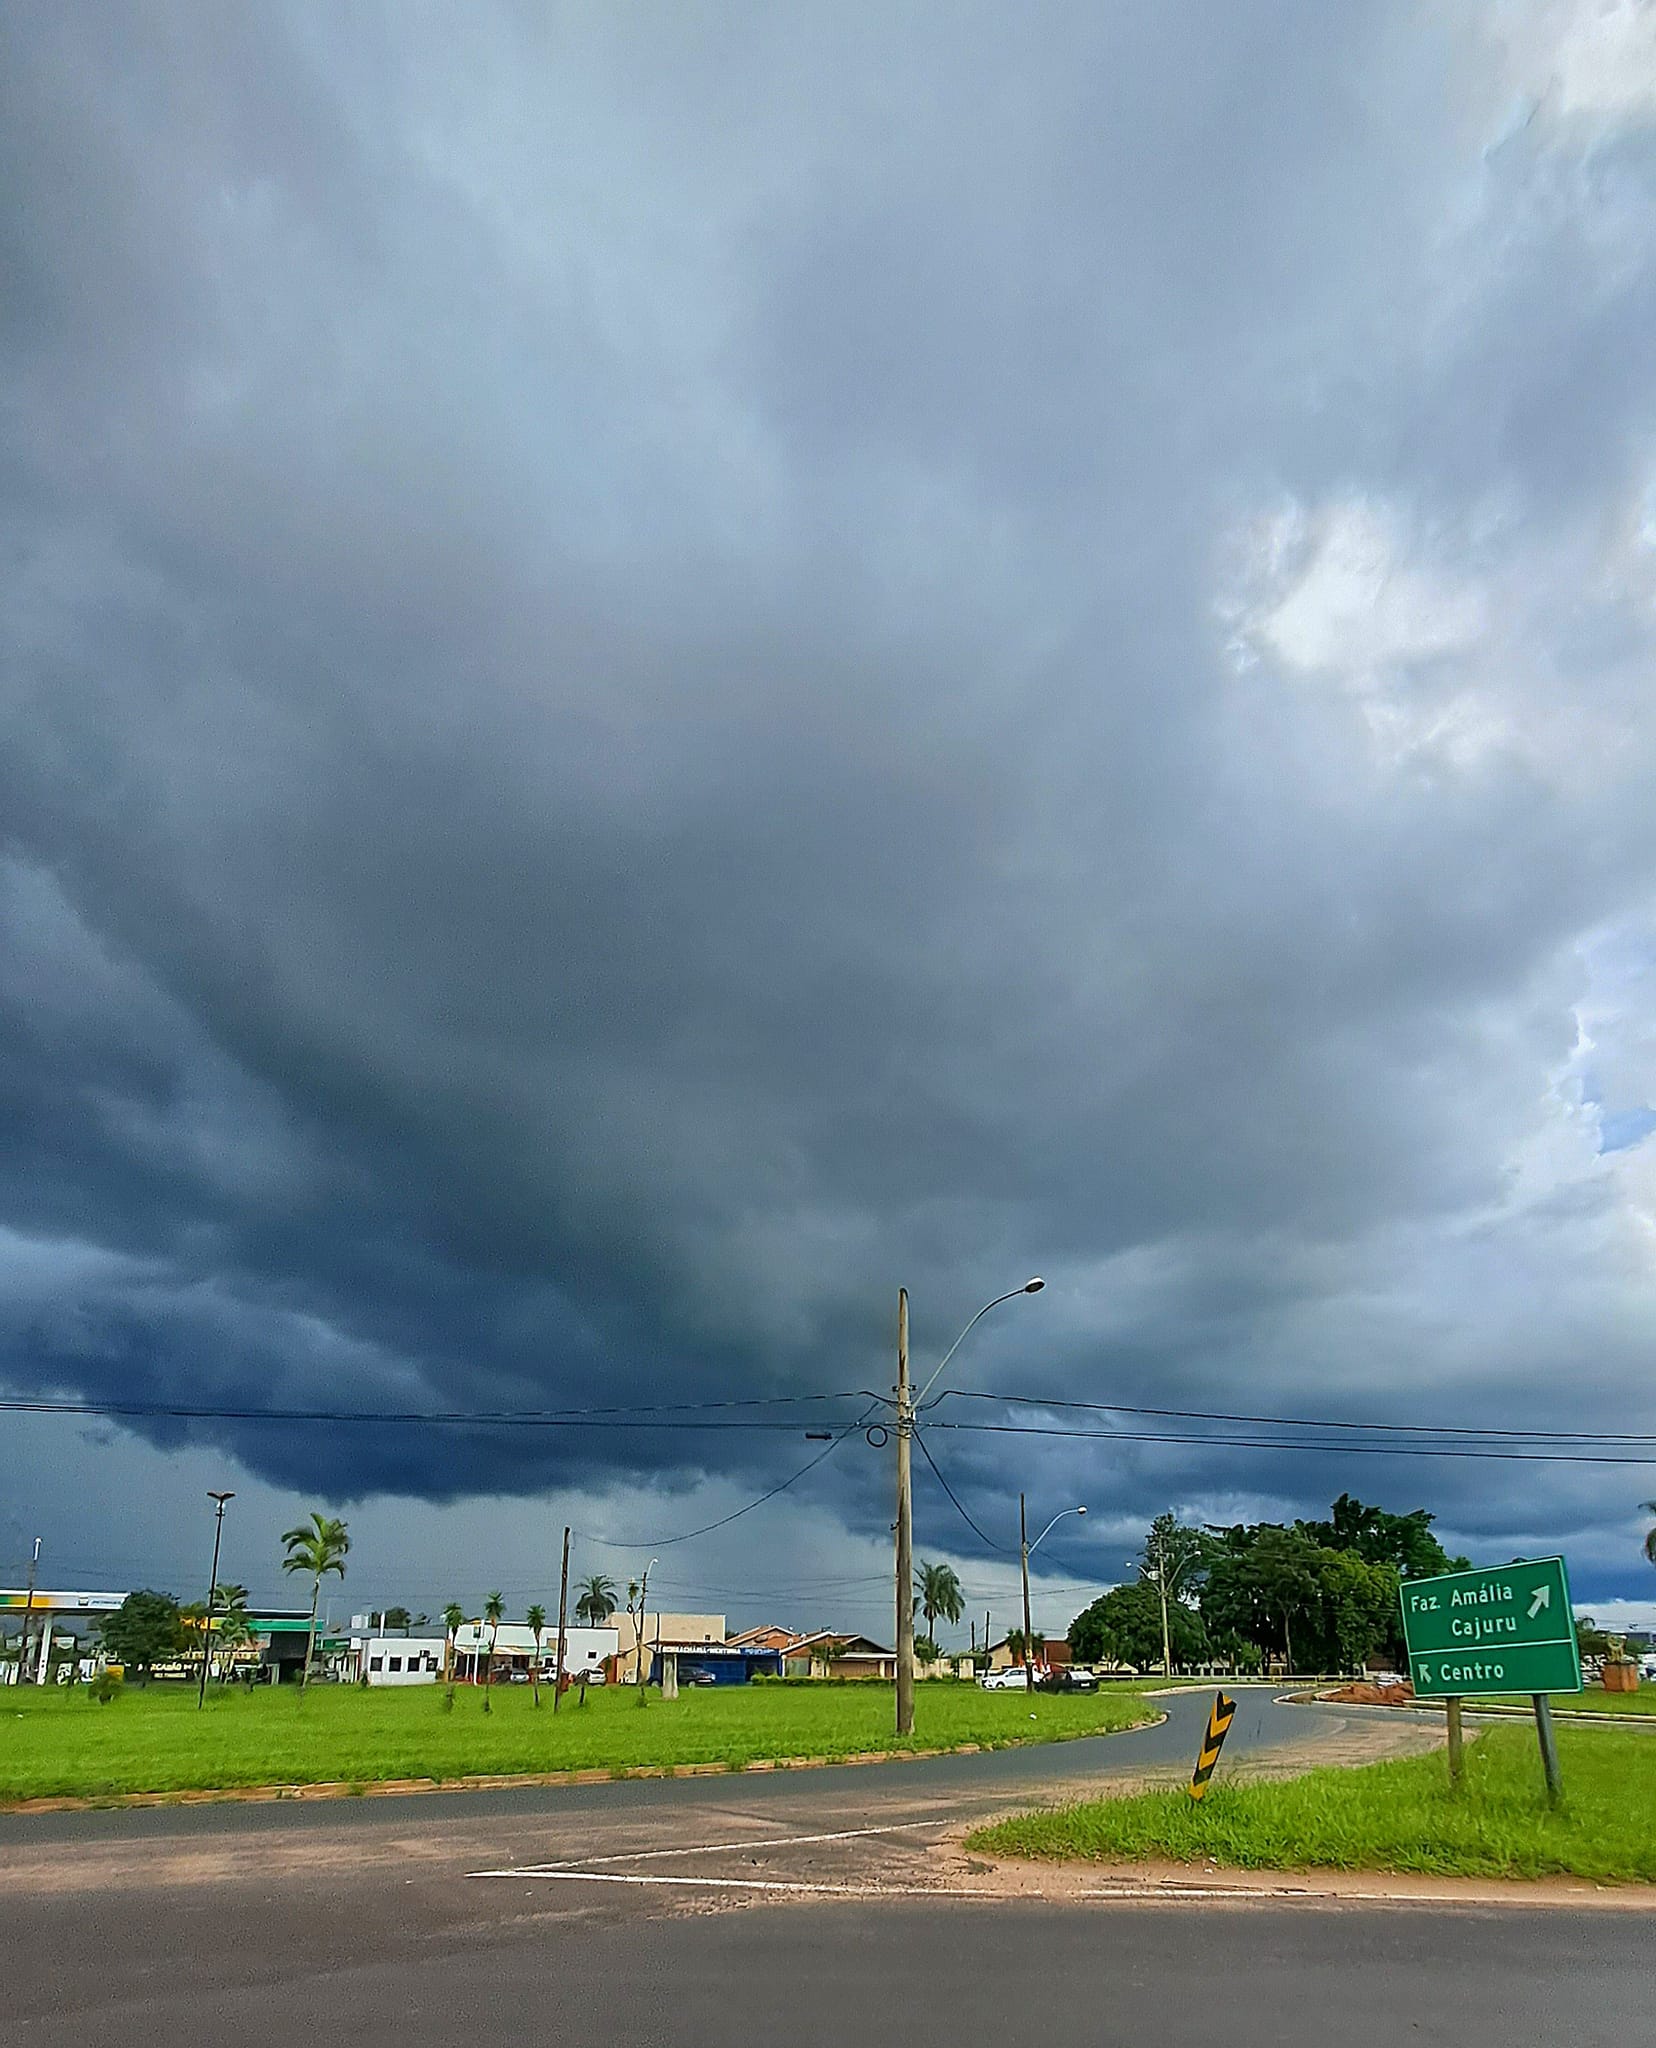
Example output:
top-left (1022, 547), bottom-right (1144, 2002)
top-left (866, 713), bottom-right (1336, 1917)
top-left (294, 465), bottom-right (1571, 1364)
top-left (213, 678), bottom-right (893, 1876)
top-left (651, 1644), bottom-right (784, 1685)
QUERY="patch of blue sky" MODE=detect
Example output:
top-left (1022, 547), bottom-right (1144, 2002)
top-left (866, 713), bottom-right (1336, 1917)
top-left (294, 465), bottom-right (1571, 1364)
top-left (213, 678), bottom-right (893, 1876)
top-left (1598, 1106), bottom-right (1656, 1155)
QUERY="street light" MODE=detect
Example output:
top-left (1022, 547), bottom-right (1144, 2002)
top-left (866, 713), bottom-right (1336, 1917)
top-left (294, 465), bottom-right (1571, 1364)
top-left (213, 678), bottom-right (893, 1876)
top-left (1021, 1504), bottom-right (1086, 1695)
top-left (1132, 1536), bottom-right (1198, 1678)
top-left (197, 1491), bottom-right (235, 1708)
top-left (895, 1279), bottom-right (1045, 1736)
top-left (635, 1557), bottom-right (658, 1697)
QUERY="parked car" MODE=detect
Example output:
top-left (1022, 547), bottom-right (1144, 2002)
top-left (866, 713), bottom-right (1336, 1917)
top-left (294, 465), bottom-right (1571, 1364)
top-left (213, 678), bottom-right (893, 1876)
top-left (1036, 1667), bottom-right (1098, 1693)
top-left (979, 1666), bottom-right (1030, 1691)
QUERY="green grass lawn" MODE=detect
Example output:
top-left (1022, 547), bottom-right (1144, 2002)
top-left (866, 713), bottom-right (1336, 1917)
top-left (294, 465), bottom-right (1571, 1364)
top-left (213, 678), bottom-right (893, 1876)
top-left (0, 1679), bottom-right (1155, 1804)
top-left (1469, 1688), bottom-right (1656, 1716)
top-left (967, 1724), bottom-right (1656, 1883)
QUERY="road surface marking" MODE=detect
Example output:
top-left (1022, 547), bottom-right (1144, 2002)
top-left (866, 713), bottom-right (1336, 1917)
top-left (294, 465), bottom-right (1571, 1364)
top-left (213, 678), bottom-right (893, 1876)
top-left (484, 1817), bottom-right (953, 1874)
top-left (468, 1867), bottom-right (997, 1896)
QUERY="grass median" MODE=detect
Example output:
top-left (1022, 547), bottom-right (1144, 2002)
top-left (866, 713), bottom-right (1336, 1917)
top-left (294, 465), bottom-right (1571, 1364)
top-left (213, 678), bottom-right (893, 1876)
top-left (1468, 1689), bottom-right (1656, 1716)
top-left (0, 1678), bottom-right (1157, 1804)
top-left (967, 1724), bottom-right (1656, 1883)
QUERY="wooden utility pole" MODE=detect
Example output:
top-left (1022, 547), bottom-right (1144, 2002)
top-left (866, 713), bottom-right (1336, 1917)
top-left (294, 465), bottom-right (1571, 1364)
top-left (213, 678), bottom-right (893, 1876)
top-left (895, 1287), bottom-right (915, 1736)
top-left (552, 1526), bottom-right (570, 1716)
top-left (1020, 1492), bottom-right (1035, 1697)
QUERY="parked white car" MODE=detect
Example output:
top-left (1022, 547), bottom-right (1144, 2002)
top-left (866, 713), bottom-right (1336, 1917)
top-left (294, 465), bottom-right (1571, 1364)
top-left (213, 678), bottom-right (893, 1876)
top-left (979, 1666), bottom-right (1030, 1691)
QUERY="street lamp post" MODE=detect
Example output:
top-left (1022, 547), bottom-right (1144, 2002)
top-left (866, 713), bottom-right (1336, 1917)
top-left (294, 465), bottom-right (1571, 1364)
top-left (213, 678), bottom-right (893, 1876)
top-left (197, 1492), bottom-right (234, 1708)
top-left (16, 1537), bottom-right (40, 1687)
top-left (895, 1279), bottom-right (1044, 1737)
top-left (1132, 1537), bottom-right (1196, 1678)
top-left (635, 1557), bottom-right (658, 1698)
top-left (1022, 1504), bottom-right (1086, 1694)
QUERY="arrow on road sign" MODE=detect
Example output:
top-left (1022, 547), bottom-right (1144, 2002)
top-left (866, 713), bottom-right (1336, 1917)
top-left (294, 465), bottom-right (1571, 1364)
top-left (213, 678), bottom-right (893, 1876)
top-left (1527, 1584), bottom-right (1551, 1619)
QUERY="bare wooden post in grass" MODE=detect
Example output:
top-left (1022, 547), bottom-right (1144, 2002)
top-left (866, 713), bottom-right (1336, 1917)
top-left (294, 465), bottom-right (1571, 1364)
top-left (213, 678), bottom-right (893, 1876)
top-left (553, 1527), bottom-right (570, 1717)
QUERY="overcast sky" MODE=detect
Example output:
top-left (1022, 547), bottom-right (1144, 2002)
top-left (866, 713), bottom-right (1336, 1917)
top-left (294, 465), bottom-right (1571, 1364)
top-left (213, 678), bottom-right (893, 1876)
top-left (5, 3), bottom-right (1656, 1642)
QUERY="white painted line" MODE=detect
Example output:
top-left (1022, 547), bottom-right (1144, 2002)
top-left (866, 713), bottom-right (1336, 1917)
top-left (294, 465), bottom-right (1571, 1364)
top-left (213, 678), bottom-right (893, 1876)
top-left (468, 1867), bottom-right (998, 1897)
top-left (491, 1817), bottom-right (953, 1874)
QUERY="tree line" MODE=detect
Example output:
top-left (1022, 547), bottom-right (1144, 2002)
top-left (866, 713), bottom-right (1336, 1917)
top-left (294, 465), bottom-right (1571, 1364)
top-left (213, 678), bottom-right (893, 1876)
top-left (1069, 1494), bottom-right (1470, 1675)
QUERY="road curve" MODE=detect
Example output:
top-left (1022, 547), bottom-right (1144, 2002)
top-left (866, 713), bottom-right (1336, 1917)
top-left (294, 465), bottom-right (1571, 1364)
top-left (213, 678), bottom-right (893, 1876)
top-left (3, 1687), bottom-right (1645, 2048)
top-left (0, 1682), bottom-right (1369, 1850)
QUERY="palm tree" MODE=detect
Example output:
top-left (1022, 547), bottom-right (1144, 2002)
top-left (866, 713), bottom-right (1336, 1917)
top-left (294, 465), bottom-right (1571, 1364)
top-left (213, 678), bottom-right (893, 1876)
top-left (442, 1601), bottom-right (464, 1683)
top-left (481, 1591), bottom-right (504, 1713)
top-left (526, 1603), bottom-right (546, 1706)
top-left (1642, 1503), bottom-right (1656, 1569)
top-left (574, 1574), bottom-right (616, 1628)
top-left (213, 1584), bottom-right (253, 1682)
top-left (280, 1512), bottom-right (350, 1691)
top-left (915, 1561), bottom-right (966, 1647)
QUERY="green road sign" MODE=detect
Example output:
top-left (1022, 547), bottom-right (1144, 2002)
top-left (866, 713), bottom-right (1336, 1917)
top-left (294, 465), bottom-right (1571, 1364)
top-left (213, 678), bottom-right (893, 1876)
top-left (1399, 1555), bottom-right (1582, 1698)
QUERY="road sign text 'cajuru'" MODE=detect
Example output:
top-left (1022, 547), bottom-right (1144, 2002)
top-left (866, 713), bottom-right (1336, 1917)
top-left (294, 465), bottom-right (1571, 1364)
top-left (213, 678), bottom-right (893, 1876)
top-left (1399, 1556), bottom-right (1582, 1699)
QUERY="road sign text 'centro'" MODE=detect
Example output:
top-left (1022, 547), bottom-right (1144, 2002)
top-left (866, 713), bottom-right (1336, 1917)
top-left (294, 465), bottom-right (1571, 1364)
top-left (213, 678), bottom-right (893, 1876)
top-left (1399, 1556), bottom-right (1582, 1698)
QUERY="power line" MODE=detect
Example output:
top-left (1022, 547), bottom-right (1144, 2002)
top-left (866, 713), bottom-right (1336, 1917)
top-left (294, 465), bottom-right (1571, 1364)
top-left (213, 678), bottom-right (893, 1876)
top-left (0, 1392), bottom-right (864, 1429)
top-left (571, 1404), bottom-right (880, 1550)
top-left (913, 1429), bottom-right (1014, 1553)
top-left (946, 1389), bottom-right (1656, 1443)
top-left (926, 1420), bottom-right (1656, 1464)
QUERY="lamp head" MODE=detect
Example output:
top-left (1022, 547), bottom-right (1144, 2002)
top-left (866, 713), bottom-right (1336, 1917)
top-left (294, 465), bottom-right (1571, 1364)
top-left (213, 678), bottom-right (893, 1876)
top-left (1023, 1278), bottom-right (1045, 1293)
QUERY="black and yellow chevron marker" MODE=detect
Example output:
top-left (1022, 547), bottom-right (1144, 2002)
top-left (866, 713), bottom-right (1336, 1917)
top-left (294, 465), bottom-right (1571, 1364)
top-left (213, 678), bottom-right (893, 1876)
top-left (1188, 1691), bottom-right (1237, 1801)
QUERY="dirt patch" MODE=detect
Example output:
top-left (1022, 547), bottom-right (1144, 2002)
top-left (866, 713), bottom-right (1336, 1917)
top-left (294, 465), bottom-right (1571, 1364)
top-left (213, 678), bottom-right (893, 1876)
top-left (1321, 1681), bottom-right (1415, 1705)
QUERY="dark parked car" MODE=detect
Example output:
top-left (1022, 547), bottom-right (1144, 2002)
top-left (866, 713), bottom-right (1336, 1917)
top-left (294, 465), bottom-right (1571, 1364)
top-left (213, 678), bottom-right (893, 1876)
top-left (1035, 1667), bottom-right (1098, 1693)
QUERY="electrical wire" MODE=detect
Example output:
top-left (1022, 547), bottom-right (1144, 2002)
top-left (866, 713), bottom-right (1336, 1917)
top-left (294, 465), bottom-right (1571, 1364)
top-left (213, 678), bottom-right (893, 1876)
top-left (571, 1402), bottom-right (881, 1550)
top-left (943, 1388), bottom-right (1656, 1443)
top-left (925, 1420), bottom-right (1656, 1464)
top-left (0, 1392), bottom-right (865, 1429)
top-left (912, 1428), bottom-right (1014, 1553)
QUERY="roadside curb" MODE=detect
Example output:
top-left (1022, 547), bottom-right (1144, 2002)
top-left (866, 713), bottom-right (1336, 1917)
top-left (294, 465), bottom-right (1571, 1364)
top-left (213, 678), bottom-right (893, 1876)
top-left (1293, 1690), bottom-right (1656, 1730)
top-left (970, 1858), bottom-right (1656, 1912)
top-left (0, 1711), bottom-right (1168, 1818)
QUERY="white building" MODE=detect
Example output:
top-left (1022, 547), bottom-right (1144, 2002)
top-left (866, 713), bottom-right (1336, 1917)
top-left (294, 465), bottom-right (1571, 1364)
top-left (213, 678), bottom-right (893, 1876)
top-left (359, 1635), bottom-right (447, 1685)
top-left (451, 1621), bottom-right (617, 1683)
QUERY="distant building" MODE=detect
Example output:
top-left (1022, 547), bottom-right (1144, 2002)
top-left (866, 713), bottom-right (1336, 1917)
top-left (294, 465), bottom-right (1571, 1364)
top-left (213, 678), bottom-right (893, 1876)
top-left (984, 1635), bottom-right (1069, 1672)
top-left (780, 1631), bottom-right (897, 1680)
top-left (359, 1636), bottom-right (447, 1685)
top-left (451, 1621), bottom-right (617, 1683)
top-left (609, 1611), bottom-right (725, 1685)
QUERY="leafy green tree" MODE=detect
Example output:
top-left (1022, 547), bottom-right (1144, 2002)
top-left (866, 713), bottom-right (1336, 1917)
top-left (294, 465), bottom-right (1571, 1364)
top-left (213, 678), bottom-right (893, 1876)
top-left (1296, 1493), bottom-right (1466, 1579)
top-left (914, 1634), bottom-right (940, 1665)
top-left (1577, 1615), bottom-right (1617, 1660)
top-left (98, 1590), bottom-right (184, 1685)
top-left (280, 1512), bottom-right (350, 1691)
top-left (526, 1603), bottom-right (547, 1706)
top-left (1070, 1580), bottom-right (1208, 1670)
top-left (574, 1574), bottom-right (616, 1628)
top-left (1642, 1502), bottom-right (1656, 1570)
top-left (1316, 1549), bottom-right (1400, 1670)
top-left (1201, 1525), bottom-right (1323, 1672)
top-left (383, 1605), bottom-right (412, 1632)
top-left (481, 1590), bottom-right (505, 1712)
top-left (914, 1561), bottom-right (966, 1646)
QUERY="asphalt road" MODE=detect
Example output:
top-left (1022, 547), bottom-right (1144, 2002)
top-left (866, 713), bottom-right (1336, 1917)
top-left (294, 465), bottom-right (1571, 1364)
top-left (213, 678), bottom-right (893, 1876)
top-left (6, 1687), bottom-right (1642, 2045)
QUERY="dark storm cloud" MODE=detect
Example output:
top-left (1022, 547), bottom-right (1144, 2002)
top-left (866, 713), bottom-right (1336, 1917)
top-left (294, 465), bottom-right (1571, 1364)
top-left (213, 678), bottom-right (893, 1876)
top-left (4, 3), bottom-right (1656, 1603)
